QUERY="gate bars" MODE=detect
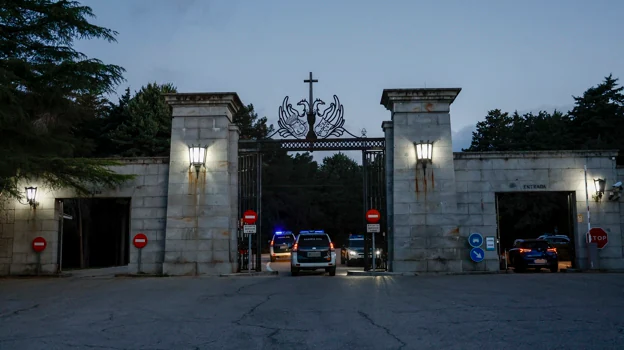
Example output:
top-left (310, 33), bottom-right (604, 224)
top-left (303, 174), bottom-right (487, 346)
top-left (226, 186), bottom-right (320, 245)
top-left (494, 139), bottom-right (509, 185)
top-left (237, 142), bottom-right (387, 273)
top-left (237, 151), bottom-right (262, 272)
top-left (362, 150), bottom-right (388, 271)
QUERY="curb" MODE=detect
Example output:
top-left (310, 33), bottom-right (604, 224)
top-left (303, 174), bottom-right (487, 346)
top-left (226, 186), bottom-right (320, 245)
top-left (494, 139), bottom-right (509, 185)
top-left (346, 270), bottom-right (504, 276)
top-left (561, 268), bottom-right (624, 273)
top-left (219, 271), bottom-right (279, 277)
top-left (346, 270), bottom-right (414, 276)
top-left (0, 273), bottom-right (73, 279)
top-left (114, 273), bottom-right (170, 278)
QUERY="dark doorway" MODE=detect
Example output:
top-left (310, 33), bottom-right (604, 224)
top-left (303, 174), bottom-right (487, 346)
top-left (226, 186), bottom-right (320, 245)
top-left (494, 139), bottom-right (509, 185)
top-left (61, 198), bottom-right (131, 269)
top-left (496, 191), bottom-right (576, 270)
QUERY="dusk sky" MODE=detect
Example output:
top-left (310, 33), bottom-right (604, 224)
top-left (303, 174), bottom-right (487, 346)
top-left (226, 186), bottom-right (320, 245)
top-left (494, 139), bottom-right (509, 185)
top-left (76, 0), bottom-right (624, 154)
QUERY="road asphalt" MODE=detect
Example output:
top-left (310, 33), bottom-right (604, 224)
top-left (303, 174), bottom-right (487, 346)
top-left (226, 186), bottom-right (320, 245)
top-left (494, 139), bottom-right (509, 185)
top-left (1, 260), bottom-right (623, 349)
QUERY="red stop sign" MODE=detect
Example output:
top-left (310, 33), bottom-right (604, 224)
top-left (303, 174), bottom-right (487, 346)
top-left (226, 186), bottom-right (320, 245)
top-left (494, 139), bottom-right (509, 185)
top-left (32, 237), bottom-right (47, 253)
top-left (243, 210), bottom-right (257, 225)
top-left (133, 233), bottom-right (148, 249)
top-left (588, 227), bottom-right (608, 249)
top-left (366, 209), bottom-right (381, 224)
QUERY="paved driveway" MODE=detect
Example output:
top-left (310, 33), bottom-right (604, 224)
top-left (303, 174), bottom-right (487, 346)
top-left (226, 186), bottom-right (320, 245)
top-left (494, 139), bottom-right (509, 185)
top-left (1, 273), bottom-right (623, 349)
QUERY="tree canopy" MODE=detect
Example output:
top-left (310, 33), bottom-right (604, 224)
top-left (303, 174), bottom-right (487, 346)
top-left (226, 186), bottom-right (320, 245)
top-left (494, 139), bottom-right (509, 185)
top-left (0, 0), bottom-right (133, 199)
top-left (465, 75), bottom-right (624, 154)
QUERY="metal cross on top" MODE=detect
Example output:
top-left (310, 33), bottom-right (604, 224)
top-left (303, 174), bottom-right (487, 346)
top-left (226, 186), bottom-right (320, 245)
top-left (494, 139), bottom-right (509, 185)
top-left (273, 71), bottom-right (349, 141)
top-left (303, 72), bottom-right (318, 139)
top-left (304, 72), bottom-right (318, 112)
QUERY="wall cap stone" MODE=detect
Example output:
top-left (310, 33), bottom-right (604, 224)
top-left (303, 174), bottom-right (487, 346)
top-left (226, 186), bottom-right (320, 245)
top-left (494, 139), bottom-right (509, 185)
top-left (380, 88), bottom-right (462, 110)
top-left (163, 92), bottom-right (244, 116)
top-left (455, 150), bottom-right (619, 159)
top-left (87, 157), bottom-right (169, 164)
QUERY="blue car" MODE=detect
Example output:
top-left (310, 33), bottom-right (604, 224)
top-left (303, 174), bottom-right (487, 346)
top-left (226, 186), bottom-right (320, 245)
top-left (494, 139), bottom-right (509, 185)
top-left (508, 239), bottom-right (558, 273)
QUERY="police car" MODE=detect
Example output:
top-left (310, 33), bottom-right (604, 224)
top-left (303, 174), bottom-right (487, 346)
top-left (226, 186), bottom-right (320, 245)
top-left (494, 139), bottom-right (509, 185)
top-left (290, 230), bottom-right (337, 276)
top-left (341, 234), bottom-right (383, 267)
top-left (269, 231), bottom-right (296, 262)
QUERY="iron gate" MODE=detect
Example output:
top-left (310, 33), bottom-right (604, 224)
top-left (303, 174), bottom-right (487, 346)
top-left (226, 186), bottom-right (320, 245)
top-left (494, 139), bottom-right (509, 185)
top-left (362, 150), bottom-right (387, 271)
top-left (237, 151), bottom-right (262, 272)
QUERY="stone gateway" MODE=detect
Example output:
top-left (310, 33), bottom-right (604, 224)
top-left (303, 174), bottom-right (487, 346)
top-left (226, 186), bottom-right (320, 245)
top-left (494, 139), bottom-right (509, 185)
top-left (1, 86), bottom-right (623, 276)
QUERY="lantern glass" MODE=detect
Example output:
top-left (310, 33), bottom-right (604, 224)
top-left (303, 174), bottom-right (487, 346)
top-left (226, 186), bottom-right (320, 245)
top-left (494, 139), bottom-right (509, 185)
top-left (188, 145), bottom-right (207, 167)
top-left (414, 141), bottom-right (433, 163)
top-left (594, 178), bottom-right (606, 194)
top-left (25, 187), bottom-right (37, 203)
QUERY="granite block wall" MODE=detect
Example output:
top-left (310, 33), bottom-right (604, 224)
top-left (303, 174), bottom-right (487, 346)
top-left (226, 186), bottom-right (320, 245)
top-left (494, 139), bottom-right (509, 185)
top-left (0, 158), bottom-right (168, 275)
top-left (454, 151), bottom-right (621, 271)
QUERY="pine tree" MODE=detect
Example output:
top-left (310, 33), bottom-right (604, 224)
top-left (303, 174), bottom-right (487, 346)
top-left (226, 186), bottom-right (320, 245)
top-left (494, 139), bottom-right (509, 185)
top-left (568, 74), bottom-right (624, 150)
top-left (0, 0), bottom-right (133, 200)
top-left (108, 83), bottom-right (177, 157)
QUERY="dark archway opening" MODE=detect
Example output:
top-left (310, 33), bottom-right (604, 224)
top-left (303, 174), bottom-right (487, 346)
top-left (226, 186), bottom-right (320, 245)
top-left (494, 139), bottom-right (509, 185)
top-left (61, 198), bottom-right (131, 269)
top-left (496, 191), bottom-right (576, 271)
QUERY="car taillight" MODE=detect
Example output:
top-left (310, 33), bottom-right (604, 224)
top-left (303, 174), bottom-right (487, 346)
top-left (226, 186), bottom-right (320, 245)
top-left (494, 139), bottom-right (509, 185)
top-left (330, 242), bottom-right (334, 250)
top-left (292, 243), bottom-right (298, 251)
top-left (519, 248), bottom-right (532, 253)
top-left (547, 248), bottom-right (557, 253)
top-left (270, 240), bottom-right (274, 246)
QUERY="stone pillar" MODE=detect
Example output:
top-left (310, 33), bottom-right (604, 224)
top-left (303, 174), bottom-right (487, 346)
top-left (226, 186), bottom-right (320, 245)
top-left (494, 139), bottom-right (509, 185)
top-left (162, 93), bottom-right (242, 276)
top-left (380, 88), bottom-right (462, 273)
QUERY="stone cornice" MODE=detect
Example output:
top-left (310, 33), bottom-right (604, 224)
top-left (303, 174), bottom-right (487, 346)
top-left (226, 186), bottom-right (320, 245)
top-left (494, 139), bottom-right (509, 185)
top-left (163, 92), bottom-right (244, 115)
top-left (92, 157), bottom-right (170, 164)
top-left (454, 150), bottom-right (619, 159)
top-left (380, 88), bottom-right (462, 111)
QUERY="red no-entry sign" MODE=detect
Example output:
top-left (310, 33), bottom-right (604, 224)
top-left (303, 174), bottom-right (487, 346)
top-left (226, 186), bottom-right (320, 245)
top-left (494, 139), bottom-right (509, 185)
top-left (32, 237), bottom-right (47, 253)
top-left (133, 233), bottom-right (148, 249)
top-left (366, 209), bottom-right (381, 224)
top-left (588, 227), bottom-right (608, 249)
top-left (243, 210), bottom-right (257, 225)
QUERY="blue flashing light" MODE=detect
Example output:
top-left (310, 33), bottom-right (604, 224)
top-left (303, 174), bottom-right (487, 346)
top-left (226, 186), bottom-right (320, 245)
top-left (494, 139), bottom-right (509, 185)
top-left (300, 230), bottom-right (325, 234)
top-left (274, 231), bottom-right (293, 235)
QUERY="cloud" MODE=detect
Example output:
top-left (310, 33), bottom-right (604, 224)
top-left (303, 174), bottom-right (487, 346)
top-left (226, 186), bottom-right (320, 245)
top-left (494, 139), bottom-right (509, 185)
top-left (452, 124), bottom-right (475, 152)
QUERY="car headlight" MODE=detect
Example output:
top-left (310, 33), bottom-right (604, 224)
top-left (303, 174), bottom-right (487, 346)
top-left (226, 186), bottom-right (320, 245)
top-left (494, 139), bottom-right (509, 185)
top-left (349, 250), bottom-right (357, 256)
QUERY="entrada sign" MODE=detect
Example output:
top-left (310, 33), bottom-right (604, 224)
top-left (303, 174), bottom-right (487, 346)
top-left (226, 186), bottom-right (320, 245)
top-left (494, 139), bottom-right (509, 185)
top-left (522, 184), bottom-right (546, 190)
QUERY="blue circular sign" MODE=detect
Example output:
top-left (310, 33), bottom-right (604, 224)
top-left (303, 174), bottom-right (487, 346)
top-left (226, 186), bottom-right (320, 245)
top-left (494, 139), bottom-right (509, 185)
top-left (470, 247), bottom-right (485, 263)
top-left (468, 232), bottom-right (483, 248)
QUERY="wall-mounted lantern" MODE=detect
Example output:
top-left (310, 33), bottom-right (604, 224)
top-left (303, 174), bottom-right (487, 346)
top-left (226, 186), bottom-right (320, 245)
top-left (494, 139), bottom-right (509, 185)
top-left (414, 140), bottom-right (433, 164)
top-left (25, 186), bottom-right (39, 209)
top-left (594, 178), bottom-right (606, 201)
top-left (188, 144), bottom-right (208, 176)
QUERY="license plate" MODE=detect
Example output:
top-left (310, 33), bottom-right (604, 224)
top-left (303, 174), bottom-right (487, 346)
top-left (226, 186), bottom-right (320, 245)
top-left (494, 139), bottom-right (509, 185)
top-left (308, 252), bottom-right (321, 257)
top-left (534, 259), bottom-right (547, 264)
top-left (280, 245), bottom-right (287, 249)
